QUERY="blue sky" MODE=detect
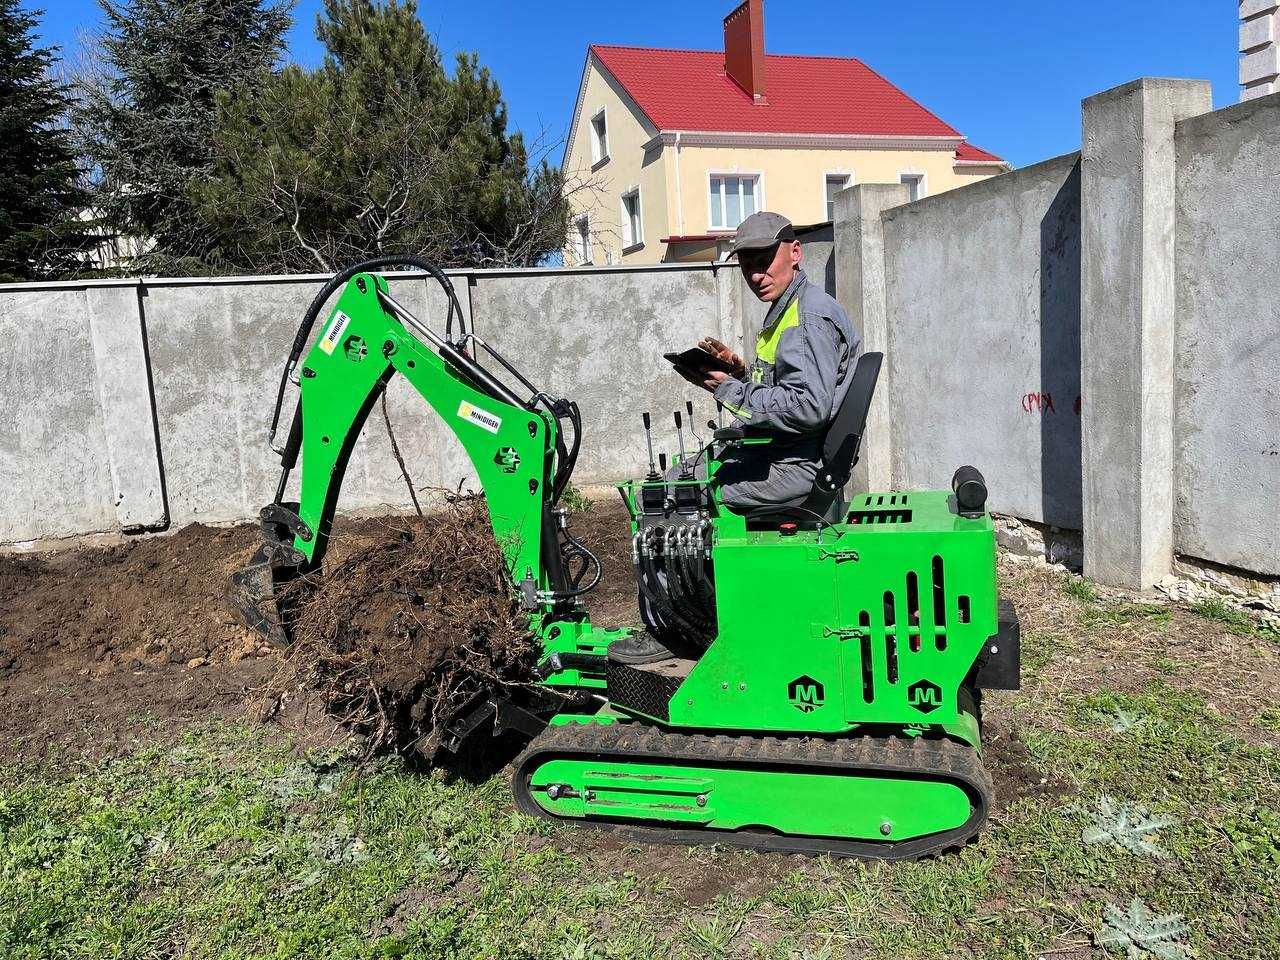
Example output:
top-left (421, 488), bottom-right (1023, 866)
top-left (28, 0), bottom-right (1240, 169)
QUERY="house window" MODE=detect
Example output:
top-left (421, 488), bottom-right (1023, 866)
top-left (573, 215), bottom-right (591, 264)
top-left (590, 108), bottom-right (609, 165)
top-left (621, 187), bottom-right (643, 249)
top-left (900, 172), bottom-right (925, 202)
top-left (709, 174), bottom-right (760, 230)
top-left (824, 174), bottom-right (852, 221)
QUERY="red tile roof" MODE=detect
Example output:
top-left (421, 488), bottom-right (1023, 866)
top-left (955, 142), bottom-right (1005, 164)
top-left (591, 44), bottom-right (963, 139)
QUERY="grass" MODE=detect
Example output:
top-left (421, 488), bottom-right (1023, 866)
top-left (3, 677), bottom-right (1278, 959)
top-left (559, 484), bottom-right (596, 515)
top-left (1189, 595), bottom-right (1279, 642)
top-left (3, 568), bottom-right (1279, 959)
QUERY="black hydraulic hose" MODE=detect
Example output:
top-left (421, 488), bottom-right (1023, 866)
top-left (268, 254), bottom-right (465, 449)
top-left (679, 535), bottom-right (714, 621)
top-left (550, 529), bottom-right (602, 599)
top-left (552, 402), bottom-right (583, 503)
top-left (638, 532), bottom-right (710, 645)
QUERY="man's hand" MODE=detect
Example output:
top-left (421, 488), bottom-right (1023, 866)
top-left (676, 365), bottom-right (733, 394)
top-left (698, 337), bottom-right (747, 379)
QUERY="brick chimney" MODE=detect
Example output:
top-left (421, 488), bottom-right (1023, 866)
top-left (724, 0), bottom-right (766, 102)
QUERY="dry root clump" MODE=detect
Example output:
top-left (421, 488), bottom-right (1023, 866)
top-left (266, 497), bottom-right (539, 757)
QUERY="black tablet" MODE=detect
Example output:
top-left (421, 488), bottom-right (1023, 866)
top-left (663, 348), bottom-right (737, 374)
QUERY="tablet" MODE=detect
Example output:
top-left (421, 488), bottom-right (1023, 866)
top-left (663, 348), bottom-right (737, 374)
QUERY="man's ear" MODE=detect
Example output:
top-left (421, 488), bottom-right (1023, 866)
top-left (789, 240), bottom-right (803, 266)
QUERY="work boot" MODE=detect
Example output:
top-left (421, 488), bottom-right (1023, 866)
top-left (607, 632), bottom-right (678, 665)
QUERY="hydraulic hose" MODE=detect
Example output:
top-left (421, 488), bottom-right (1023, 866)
top-left (267, 254), bottom-right (466, 451)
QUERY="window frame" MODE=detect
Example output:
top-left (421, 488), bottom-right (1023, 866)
top-left (573, 213), bottom-right (592, 265)
top-left (822, 171), bottom-right (854, 222)
top-left (898, 170), bottom-right (927, 202)
top-left (620, 186), bottom-right (644, 252)
top-left (589, 107), bottom-right (609, 167)
top-left (706, 171), bottom-right (765, 232)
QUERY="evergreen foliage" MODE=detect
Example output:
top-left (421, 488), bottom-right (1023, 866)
top-left (0, 0), bottom-right (94, 281)
top-left (74, 0), bottom-right (291, 271)
top-left (195, 0), bottom-right (569, 272)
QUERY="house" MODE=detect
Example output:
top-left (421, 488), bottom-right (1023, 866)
top-left (563, 0), bottom-right (1008, 265)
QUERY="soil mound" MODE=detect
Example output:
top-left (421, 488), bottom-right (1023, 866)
top-left (266, 497), bottom-right (540, 757)
top-left (0, 523), bottom-right (264, 675)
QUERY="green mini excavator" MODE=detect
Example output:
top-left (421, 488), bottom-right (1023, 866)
top-left (230, 258), bottom-right (1020, 859)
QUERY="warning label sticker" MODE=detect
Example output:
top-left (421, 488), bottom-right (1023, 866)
top-left (457, 401), bottom-right (502, 434)
top-left (318, 310), bottom-right (351, 355)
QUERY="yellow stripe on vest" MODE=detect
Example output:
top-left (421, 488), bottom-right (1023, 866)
top-left (755, 298), bottom-right (801, 365)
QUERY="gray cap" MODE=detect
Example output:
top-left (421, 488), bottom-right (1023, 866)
top-left (730, 211), bottom-right (796, 255)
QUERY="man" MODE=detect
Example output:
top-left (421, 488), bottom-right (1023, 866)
top-left (679, 211), bottom-right (862, 513)
top-left (607, 211), bottom-right (863, 665)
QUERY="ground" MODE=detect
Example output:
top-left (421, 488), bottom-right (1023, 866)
top-left (1, 503), bottom-right (1278, 960)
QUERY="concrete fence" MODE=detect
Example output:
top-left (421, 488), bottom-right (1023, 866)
top-left (2, 78), bottom-right (1277, 588)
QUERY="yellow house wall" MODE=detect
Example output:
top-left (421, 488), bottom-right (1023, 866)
top-left (564, 61), bottom-right (1004, 263)
top-left (672, 144), bottom-right (997, 235)
top-left (564, 61), bottom-right (672, 265)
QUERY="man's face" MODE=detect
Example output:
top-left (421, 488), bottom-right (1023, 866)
top-left (738, 240), bottom-right (802, 302)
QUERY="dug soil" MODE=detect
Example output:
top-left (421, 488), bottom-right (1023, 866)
top-left (0, 504), bottom-right (638, 765)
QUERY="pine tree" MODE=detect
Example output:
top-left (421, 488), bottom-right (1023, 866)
top-left (74, 0), bottom-right (291, 271)
top-left (0, 0), bottom-right (94, 281)
top-left (195, 0), bottom-right (570, 273)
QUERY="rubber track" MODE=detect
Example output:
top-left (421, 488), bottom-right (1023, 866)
top-left (511, 722), bottom-right (994, 860)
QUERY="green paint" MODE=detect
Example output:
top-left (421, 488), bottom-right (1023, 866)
top-left (528, 755), bottom-right (970, 840)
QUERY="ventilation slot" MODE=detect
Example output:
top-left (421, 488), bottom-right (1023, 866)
top-left (958, 594), bottom-right (971, 624)
top-left (847, 508), bottom-right (912, 525)
top-left (884, 620), bottom-right (898, 684)
top-left (858, 611), bottom-right (874, 703)
top-left (905, 573), bottom-right (921, 652)
top-left (931, 555), bottom-right (947, 651)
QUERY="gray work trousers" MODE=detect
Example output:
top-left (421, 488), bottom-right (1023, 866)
top-left (714, 444), bottom-right (820, 512)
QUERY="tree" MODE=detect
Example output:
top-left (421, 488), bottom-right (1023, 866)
top-left (194, 0), bottom-right (574, 273)
top-left (73, 0), bottom-right (291, 272)
top-left (0, 0), bottom-right (94, 281)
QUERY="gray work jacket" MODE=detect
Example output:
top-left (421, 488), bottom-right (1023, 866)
top-left (714, 268), bottom-right (862, 457)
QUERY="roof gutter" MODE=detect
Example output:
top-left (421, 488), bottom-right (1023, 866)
top-left (644, 130), bottom-right (965, 151)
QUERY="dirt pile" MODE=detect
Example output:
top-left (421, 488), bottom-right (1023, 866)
top-left (265, 497), bottom-right (541, 757)
top-left (0, 523), bottom-right (266, 676)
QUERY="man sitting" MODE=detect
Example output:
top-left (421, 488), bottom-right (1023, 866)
top-left (680, 211), bottom-right (862, 514)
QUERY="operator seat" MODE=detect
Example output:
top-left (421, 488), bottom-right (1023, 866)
top-left (736, 350), bottom-right (883, 525)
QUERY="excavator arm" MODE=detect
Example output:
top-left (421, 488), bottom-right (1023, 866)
top-left (229, 263), bottom-right (591, 641)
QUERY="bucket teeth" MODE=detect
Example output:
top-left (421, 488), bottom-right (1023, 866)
top-left (225, 544), bottom-right (296, 646)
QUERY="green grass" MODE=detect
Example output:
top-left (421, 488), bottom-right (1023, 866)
top-left (1062, 576), bottom-right (1100, 604)
top-left (1189, 595), bottom-right (1278, 641)
top-left (559, 484), bottom-right (596, 515)
top-left (3, 672), bottom-right (1278, 960)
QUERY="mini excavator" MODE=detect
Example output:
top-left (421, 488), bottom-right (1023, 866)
top-left (230, 257), bottom-right (1020, 859)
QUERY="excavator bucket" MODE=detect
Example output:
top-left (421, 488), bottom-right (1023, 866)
top-left (226, 544), bottom-right (295, 646)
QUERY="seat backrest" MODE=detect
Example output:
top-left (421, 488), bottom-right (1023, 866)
top-left (815, 351), bottom-right (883, 494)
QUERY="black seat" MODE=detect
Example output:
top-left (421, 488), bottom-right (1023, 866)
top-left (739, 351), bottom-right (883, 524)
top-left (816, 351), bottom-right (883, 495)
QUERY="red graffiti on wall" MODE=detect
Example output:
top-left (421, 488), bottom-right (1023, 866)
top-left (1021, 392), bottom-right (1083, 416)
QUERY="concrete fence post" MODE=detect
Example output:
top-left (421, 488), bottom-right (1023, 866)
top-left (833, 182), bottom-right (910, 493)
top-left (85, 284), bottom-right (168, 532)
top-left (1080, 78), bottom-right (1212, 588)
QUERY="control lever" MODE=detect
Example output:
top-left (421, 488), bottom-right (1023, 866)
top-left (658, 452), bottom-right (668, 473)
top-left (674, 411), bottom-right (688, 473)
top-left (685, 400), bottom-right (704, 462)
top-left (642, 411), bottom-right (657, 478)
